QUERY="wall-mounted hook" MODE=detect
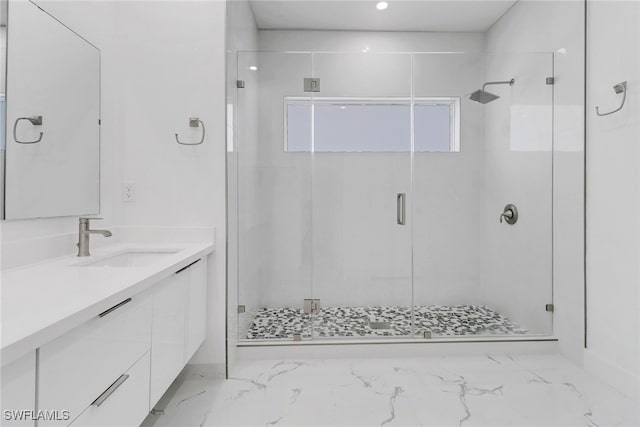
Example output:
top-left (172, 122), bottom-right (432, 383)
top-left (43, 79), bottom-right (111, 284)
top-left (13, 116), bottom-right (43, 144)
top-left (175, 117), bottom-right (205, 145)
top-left (596, 81), bottom-right (627, 116)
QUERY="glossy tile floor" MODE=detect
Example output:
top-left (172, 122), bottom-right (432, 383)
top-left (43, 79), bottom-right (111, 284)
top-left (142, 354), bottom-right (639, 427)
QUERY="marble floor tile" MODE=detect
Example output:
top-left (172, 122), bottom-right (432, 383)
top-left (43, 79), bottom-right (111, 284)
top-left (141, 354), bottom-right (639, 427)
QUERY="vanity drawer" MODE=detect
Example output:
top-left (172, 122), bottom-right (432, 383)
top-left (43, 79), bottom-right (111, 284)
top-left (38, 293), bottom-right (152, 426)
top-left (69, 351), bottom-right (151, 427)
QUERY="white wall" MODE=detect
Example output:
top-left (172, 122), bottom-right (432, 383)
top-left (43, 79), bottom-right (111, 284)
top-left (258, 30), bottom-right (485, 53)
top-left (108, 1), bottom-right (227, 367)
top-left (585, 0), bottom-right (639, 400)
top-left (483, 0), bottom-right (585, 355)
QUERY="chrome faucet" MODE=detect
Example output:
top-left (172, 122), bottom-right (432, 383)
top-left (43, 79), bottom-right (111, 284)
top-left (77, 217), bottom-right (112, 257)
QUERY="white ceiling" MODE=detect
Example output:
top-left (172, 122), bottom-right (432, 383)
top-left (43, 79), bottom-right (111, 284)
top-left (249, 0), bottom-right (518, 32)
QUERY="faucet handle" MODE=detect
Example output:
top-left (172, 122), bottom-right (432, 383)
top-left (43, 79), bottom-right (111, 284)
top-left (499, 204), bottom-right (518, 225)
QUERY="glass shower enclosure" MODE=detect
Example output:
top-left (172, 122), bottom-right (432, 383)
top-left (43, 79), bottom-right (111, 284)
top-left (230, 50), bottom-right (554, 342)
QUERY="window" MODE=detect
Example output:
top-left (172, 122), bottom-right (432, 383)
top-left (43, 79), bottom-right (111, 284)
top-left (285, 97), bottom-right (460, 153)
top-left (414, 100), bottom-right (460, 152)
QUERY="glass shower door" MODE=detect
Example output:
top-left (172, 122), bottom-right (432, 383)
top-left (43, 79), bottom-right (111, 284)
top-left (411, 52), bottom-right (554, 338)
top-left (236, 52), bottom-right (314, 341)
top-left (310, 53), bottom-right (414, 339)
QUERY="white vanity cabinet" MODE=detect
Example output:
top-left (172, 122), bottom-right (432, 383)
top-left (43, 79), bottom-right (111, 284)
top-left (1, 352), bottom-right (36, 427)
top-left (150, 258), bottom-right (207, 408)
top-left (1, 249), bottom-right (210, 427)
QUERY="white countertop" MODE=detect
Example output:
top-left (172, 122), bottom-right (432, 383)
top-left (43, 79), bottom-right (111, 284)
top-left (1, 242), bottom-right (214, 366)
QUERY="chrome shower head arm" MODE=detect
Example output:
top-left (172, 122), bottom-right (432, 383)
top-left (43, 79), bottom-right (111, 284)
top-left (481, 79), bottom-right (515, 91)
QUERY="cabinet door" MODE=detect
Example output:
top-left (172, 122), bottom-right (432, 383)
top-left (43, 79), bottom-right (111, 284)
top-left (39, 294), bottom-right (152, 426)
top-left (69, 352), bottom-right (150, 427)
top-left (150, 272), bottom-right (188, 407)
top-left (185, 258), bottom-right (207, 362)
top-left (1, 352), bottom-right (36, 427)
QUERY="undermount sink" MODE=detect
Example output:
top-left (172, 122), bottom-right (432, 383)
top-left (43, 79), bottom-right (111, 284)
top-left (79, 250), bottom-right (181, 268)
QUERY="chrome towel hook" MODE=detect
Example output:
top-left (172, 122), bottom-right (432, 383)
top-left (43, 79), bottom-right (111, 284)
top-left (13, 116), bottom-right (43, 144)
top-left (175, 117), bottom-right (205, 145)
top-left (596, 81), bottom-right (627, 116)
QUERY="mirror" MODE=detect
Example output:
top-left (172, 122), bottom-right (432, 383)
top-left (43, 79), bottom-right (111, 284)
top-left (2, 0), bottom-right (100, 219)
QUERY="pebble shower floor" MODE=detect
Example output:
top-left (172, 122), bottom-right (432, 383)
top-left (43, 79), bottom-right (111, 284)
top-left (245, 305), bottom-right (527, 340)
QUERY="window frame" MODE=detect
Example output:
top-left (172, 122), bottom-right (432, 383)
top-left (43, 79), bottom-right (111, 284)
top-left (283, 96), bottom-right (461, 153)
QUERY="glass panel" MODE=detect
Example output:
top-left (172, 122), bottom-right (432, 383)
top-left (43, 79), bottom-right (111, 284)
top-left (237, 52), bottom-right (313, 341)
top-left (311, 53), bottom-right (413, 339)
top-left (411, 52), bottom-right (553, 338)
top-left (481, 52), bottom-right (554, 336)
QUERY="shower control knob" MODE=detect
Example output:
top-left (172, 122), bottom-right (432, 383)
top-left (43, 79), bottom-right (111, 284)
top-left (500, 204), bottom-right (518, 225)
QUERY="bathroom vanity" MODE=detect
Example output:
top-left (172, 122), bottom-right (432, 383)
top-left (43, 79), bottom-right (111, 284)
top-left (1, 243), bottom-right (214, 427)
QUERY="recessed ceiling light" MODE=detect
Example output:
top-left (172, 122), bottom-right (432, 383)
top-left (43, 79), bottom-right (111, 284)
top-left (249, 65), bottom-right (258, 71)
top-left (362, 46), bottom-right (370, 53)
top-left (376, 1), bottom-right (388, 10)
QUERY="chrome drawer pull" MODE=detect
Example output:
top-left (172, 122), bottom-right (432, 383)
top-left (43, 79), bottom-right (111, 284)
top-left (92, 374), bottom-right (129, 407)
top-left (175, 258), bottom-right (201, 275)
top-left (98, 298), bottom-right (132, 318)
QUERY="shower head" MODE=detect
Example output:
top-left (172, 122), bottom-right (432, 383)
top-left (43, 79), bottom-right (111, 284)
top-left (468, 78), bottom-right (515, 104)
top-left (468, 89), bottom-right (500, 104)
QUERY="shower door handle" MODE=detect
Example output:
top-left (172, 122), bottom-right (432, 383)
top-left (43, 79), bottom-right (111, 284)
top-left (397, 193), bottom-right (406, 225)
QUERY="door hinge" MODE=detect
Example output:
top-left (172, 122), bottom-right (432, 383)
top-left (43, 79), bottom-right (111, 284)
top-left (304, 78), bottom-right (321, 93)
top-left (237, 305), bottom-right (246, 314)
top-left (546, 77), bottom-right (555, 85)
top-left (303, 299), bottom-right (321, 314)
top-left (236, 80), bottom-right (245, 89)
top-left (545, 304), bottom-right (555, 312)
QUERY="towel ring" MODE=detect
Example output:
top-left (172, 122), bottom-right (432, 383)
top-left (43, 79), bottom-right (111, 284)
top-left (596, 81), bottom-right (627, 116)
top-left (13, 116), bottom-right (43, 144)
top-left (175, 117), bottom-right (205, 145)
